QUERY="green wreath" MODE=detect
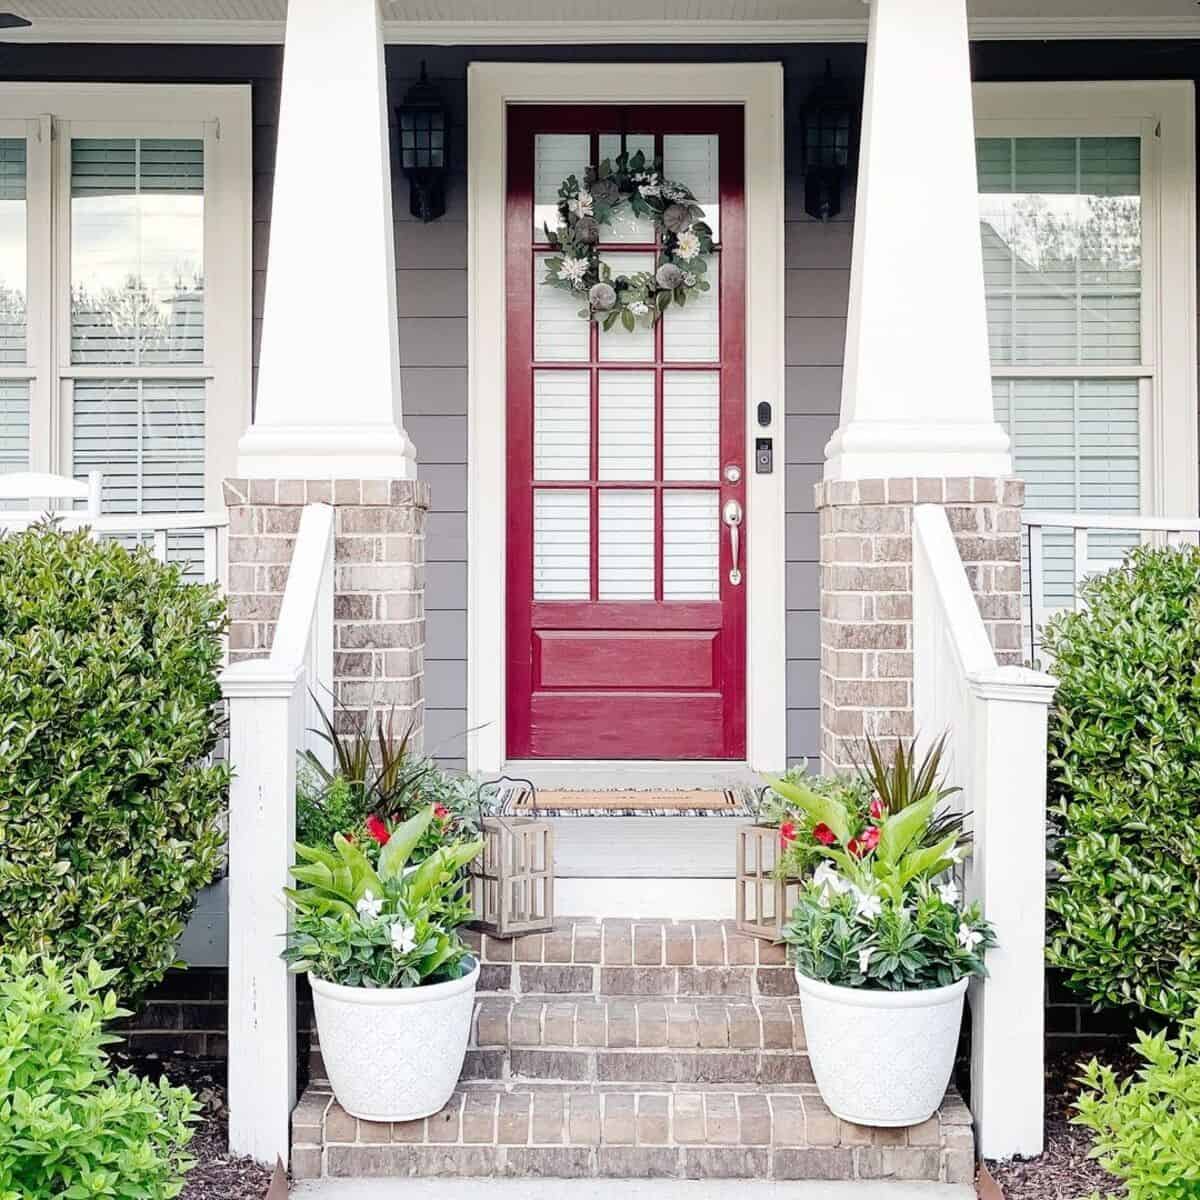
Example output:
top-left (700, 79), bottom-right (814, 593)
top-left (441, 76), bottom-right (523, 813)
top-left (541, 148), bottom-right (715, 332)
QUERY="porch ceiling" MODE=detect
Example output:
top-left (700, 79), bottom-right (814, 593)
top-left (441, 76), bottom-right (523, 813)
top-left (0, 0), bottom-right (1196, 42)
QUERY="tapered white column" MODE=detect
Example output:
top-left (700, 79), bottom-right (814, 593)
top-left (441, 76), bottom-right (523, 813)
top-left (237, 0), bottom-right (416, 478)
top-left (824, 0), bottom-right (1012, 480)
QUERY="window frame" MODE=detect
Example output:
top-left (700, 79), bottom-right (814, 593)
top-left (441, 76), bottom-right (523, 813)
top-left (0, 83), bottom-right (251, 510)
top-left (973, 80), bottom-right (1198, 520)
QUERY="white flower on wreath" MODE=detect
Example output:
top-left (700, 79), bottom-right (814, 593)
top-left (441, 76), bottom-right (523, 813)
top-left (355, 890), bottom-right (383, 921)
top-left (676, 230), bottom-right (702, 261)
top-left (937, 881), bottom-right (960, 906)
top-left (957, 923), bottom-right (984, 951)
top-left (390, 922), bottom-right (417, 955)
top-left (558, 257), bottom-right (590, 288)
top-left (569, 191), bottom-right (594, 217)
top-left (629, 300), bottom-right (650, 316)
top-left (683, 272), bottom-right (697, 287)
top-left (638, 182), bottom-right (662, 198)
top-left (854, 890), bottom-right (883, 922)
top-left (857, 947), bottom-right (873, 975)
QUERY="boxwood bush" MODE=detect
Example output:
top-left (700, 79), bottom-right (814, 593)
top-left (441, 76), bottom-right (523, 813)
top-left (1043, 543), bottom-right (1200, 1017)
top-left (0, 524), bottom-right (229, 1004)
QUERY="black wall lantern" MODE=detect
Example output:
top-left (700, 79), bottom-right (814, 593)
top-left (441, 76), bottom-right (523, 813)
top-left (799, 60), bottom-right (856, 222)
top-left (396, 63), bottom-right (449, 223)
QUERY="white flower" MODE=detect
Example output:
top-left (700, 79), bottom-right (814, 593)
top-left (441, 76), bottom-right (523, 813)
top-left (638, 182), bottom-right (661, 198)
top-left (857, 947), bottom-right (873, 975)
top-left (390, 922), bottom-right (417, 955)
top-left (557, 257), bottom-right (589, 288)
top-left (683, 272), bottom-right (697, 287)
top-left (569, 191), bottom-right (594, 217)
top-left (676, 230), bottom-right (702, 261)
top-left (813, 862), bottom-right (849, 895)
top-left (957, 923), bottom-right (984, 951)
top-left (355, 890), bottom-right (383, 921)
top-left (937, 882), bottom-right (960, 906)
top-left (629, 301), bottom-right (649, 316)
top-left (855, 891), bottom-right (883, 921)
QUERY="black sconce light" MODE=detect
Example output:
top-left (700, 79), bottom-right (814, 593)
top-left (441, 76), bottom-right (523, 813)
top-left (396, 62), bottom-right (449, 223)
top-left (799, 60), bottom-right (856, 222)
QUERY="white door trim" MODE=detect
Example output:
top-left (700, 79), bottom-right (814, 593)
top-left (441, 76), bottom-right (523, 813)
top-left (466, 61), bottom-right (787, 774)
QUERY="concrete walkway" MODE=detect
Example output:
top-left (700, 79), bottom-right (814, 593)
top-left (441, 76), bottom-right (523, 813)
top-left (293, 1180), bottom-right (976, 1199)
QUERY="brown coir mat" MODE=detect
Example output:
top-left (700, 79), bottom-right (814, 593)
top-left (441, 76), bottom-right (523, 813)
top-left (494, 786), bottom-right (759, 818)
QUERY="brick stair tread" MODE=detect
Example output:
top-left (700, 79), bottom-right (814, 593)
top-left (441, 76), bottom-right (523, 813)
top-left (292, 1082), bottom-right (975, 1183)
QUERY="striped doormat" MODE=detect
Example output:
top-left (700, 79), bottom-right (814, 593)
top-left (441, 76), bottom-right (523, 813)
top-left (489, 785), bottom-right (760, 818)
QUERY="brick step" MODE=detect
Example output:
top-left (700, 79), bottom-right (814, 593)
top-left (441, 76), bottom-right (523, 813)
top-left (466, 919), bottom-right (796, 999)
top-left (291, 1081), bottom-right (975, 1183)
top-left (463, 996), bottom-right (810, 1085)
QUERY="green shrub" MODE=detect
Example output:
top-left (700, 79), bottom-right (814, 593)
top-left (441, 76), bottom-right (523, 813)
top-left (1074, 1007), bottom-right (1200, 1199)
top-left (1043, 544), bottom-right (1200, 1018)
top-left (0, 524), bottom-right (229, 1004)
top-left (0, 952), bottom-right (199, 1199)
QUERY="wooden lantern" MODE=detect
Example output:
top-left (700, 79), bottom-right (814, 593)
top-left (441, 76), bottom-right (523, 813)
top-left (470, 815), bottom-right (555, 938)
top-left (735, 823), bottom-right (803, 941)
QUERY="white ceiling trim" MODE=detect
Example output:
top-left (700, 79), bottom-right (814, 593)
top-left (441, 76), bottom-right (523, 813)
top-left (1, 14), bottom-right (1199, 45)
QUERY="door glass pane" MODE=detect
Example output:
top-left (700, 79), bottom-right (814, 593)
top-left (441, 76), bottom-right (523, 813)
top-left (0, 139), bottom-right (26, 364)
top-left (534, 488), bottom-right (589, 600)
top-left (663, 254), bottom-right (719, 361)
top-left (535, 250), bottom-right (591, 361)
top-left (977, 136), bottom-right (1141, 365)
top-left (664, 371), bottom-right (719, 480)
top-left (663, 133), bottom-right (720, 242)
top-left (598, 369), bottom-right (654, 480)
top-left (0, 380), bottom-right (29, 474)
top-left (599, 488), bottom-right (654, 600)
top-left (534, 133), bottom-right (589, 243)
top-left (596, 133), bottom-right (656, 244)
top-left (534, 370), bottom-right (590, 480)
top-left (71, 137), bottom-right (205, 365)
top-left (663, 489), bottom-right (720, 601)
top-left (598, 251), bottom-right (655, 362)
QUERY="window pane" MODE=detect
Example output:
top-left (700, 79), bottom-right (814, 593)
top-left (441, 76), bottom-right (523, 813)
top-left (596, 134), bottom-right (656, 244)
top-left (598, 251), bottom-right (655, 362)
top-left (534, 133), bottom-right (589, 244)
top-left (663, 133), bottom-right (720, 242)
top-left (534, 250), bottom-right (590, 362)
top-left (71, 138), bottom-right (205, 365)
top-left (977, 136), bottom-right (1141, 366)
top-left (598, 370), bottom-right (654, 480)
top-left (598, 489), bottom-right (654, 600)
top-left (0, 380), bottom-right (29, 474)
top-left (534, 370), bottom-right (590, 480)
top-left (533, 488), bottom-right (589, 600)
top-left (0, 139), bottom-right (26, 364)
top-left (663, 254), bottom-right (719, 362)
top-left (663, 370), bottom-right (719, 480)
top-left (663, 489), bottom-right (720, 601)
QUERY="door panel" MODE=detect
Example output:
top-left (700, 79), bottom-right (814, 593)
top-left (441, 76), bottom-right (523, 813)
top-left (506, 105), bottom-right (746, 760)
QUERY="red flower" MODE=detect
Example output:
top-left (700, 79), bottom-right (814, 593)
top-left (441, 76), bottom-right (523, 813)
top-left (365, 814), bottom-right (390, 847)
top-left (848, 827), bottom-right (880, 858)
top-left (869, 796), bottom-right (886, 821)
top-left (812, 823), bottom-right (836, 846)
top-left (434, 804), bottom-right (450, 822)
top-left (779, 821), bottom-right (797, 848)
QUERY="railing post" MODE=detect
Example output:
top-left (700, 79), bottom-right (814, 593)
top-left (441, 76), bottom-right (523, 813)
top-left (220, 660), bottom-right (304, 1165)
top-left (965, 667), bottom-right (1057, 1160)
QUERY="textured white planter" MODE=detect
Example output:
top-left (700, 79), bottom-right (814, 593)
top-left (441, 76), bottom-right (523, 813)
top-left (795, 971), bottom-right (968, 1127)
top-left (310, 958), bottom-right (479, 1122)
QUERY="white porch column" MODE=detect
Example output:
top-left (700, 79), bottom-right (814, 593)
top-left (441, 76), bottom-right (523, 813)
top-left (824, 0), bottom-right (1011, 479)
top-left (236, 0), bottom-right (415, 478)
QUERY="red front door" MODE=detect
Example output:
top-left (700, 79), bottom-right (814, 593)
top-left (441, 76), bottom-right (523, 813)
top-left (505, 105), bottom-right (746, 759)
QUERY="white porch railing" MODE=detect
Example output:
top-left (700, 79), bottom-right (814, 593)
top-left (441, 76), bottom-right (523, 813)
top-left (912, 504), bottom-right (1057, 1160)
top-left (1022, 510), bottom-right (1200, 662)
top-left (0, 471), bottom-right (229, 584)
top-left (220, 502), bottom-right (335, 1165)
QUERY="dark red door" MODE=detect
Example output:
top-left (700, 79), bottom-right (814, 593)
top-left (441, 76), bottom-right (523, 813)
top-left (506, 105), bottom-right (746, 759)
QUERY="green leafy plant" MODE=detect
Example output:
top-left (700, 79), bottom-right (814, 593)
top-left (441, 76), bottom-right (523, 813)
top-left (1043, 544), bottom-right (1200, 1017)
top-left (852, 732), bottom-right (966, 845)
top-left (0, 524), bottom-right (228, 1004)
top-left (762, 767), bottom-right (873, 880)
top-left (283, 805), bottom-right (484, 989)
top-left (775, 775), bottom-right (995, 991)
top-left (1073, 1007), bottom-right (1200, 1199)
top-left (0, 951), bottom-right (199, 1199)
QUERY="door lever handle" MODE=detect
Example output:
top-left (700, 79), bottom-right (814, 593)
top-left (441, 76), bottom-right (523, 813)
top-left (723, 498), bottom-right (743, 586)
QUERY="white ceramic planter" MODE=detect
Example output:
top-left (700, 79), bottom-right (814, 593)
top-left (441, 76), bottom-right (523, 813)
top-left (795, 970), bottom-right (968, 1127)
top-left (310, 958), bottom-right (480, 1122)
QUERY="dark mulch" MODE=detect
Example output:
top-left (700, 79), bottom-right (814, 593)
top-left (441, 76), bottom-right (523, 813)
top-left (118, 1053), bottom-right (275, 1200)
top-left (985, 1042), bottom-right (1138, 1199)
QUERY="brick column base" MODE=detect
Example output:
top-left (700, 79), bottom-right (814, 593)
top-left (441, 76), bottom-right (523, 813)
top-left (223, 477), bottom-right (430, 747)
top-left (816, 476), bottom-right (1024, 772)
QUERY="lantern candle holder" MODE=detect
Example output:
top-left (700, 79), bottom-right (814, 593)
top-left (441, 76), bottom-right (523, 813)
top-left (469, 778), bottom-right (555, 938)
top-left (735, 823), bottom-right (803, 941)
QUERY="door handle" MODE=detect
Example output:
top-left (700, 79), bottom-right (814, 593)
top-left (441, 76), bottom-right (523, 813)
top-left (723, 498), bottom-right (743, 586)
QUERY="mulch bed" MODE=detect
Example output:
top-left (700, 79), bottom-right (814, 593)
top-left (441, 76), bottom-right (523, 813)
top-left (985, 1042), bottom-right (1138, 1199)
top-left (118, 1053), bottom-right (275, 1200)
